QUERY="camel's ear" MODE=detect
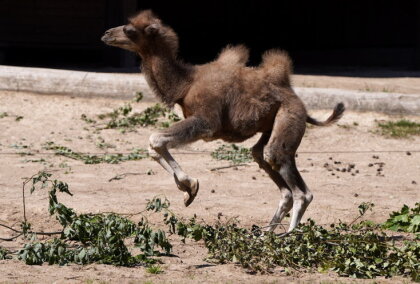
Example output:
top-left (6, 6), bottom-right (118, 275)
top-left (145, 23), bottom-right (161, 35)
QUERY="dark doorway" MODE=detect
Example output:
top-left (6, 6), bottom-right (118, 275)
top-left (1, 0), bottom-right (419, 73)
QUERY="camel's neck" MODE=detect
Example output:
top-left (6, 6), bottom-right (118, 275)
top-left (141, 55), bottom-right (194, 107)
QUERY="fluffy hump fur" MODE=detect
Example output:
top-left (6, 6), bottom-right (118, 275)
top-left (216, 45), bottom-right (249, 66)
top-left (260, 49), bottom-right (292, 86)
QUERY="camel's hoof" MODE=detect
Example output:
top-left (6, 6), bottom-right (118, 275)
top-left (176, 181), bottom-right (188, 192)
top-left (183, 179), bottom-right (199, 207)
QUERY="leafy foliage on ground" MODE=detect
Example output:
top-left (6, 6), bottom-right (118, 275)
top-left (378, 119), bottom-right (420, 138)
top-left (0, 173), bottom-right (419, 281)
top-left (43, 141), bottom-right (148, 164)
top-left (8, 172), bottom-right (171, 266)
top-left (82, 93), bottom-right (181, 130)
top-left (146, 264), bottom-right (164, 274)
top-left (0, 247), bottom-right (10, 259)
top-left (383, 203), bottom-right (420, 234)
top-left (101, 103), bottom-right (181, 129)
top-left (211, 144), bottom-right (252, 164)
top-left (169, 206), bottom-right (419, 281)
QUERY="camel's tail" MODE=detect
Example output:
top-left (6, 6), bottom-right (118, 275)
top-left (306, 103), bottom-right (345, 126)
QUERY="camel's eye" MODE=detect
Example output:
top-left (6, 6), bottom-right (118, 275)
top-left (123, 25), bottom-right (138, 38)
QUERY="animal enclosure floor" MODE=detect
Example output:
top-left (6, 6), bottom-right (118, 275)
top-left (0, 90), bottom-right (418, 283)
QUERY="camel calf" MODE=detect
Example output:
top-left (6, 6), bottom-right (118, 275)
top-left (101, 10), bottom-right (344, 232)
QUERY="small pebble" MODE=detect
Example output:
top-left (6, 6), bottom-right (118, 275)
top-left (406, 151), bottom-right (411, 156)
top-left (355, 170), bottom-right (359, 173)
top-left (252, 176), bottom-right (256, 180)
top-left (354, 193), bottom-right (359, 197)
top-left (211, 189), bottom-right (215, 193)
top-left (412, 180), bottom-right (417, 184)
top-left (368, 163), bottom-right (373, 167)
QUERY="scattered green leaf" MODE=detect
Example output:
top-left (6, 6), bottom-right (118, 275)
top-left (211, 144), bottom-right (252, 164)
top-left (378, 119), bottom-right (420, 138)
top-left (43, 141), bottom-right (148, 164)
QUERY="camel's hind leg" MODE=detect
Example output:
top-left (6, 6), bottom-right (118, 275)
top-left (252, 132), bottom-right (293, 232)
top-left (264, 106), bottom-right (313, 232)
top-left (279, 159), bottom-right (313, 231)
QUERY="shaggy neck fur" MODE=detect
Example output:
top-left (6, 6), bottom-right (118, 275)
top-left (141, 54), bottom-right (194, 107)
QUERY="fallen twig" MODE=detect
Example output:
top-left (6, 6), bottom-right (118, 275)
top-left (209, 163), bottom-right (249, 171)
top-left (108, 172), bottom-right (145, 182)
top-left (0, 233), bottom-right (23, 241)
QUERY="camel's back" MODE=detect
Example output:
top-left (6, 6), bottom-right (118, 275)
top-left (181, 61), bottom-right (299, 142)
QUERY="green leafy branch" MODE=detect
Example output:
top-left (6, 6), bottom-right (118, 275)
top-left (383, 203), bottom-right (420, 234)
top-left (1, 172), bottom-right (173, 266)
top-left (82, 99), bottom-right (181, 131)
top-left (0, 173), bottom-right (419, 281)
top-left (211, 144), bottom-right (252, 164)
top-left (43, 141), bottom-right (148, 164)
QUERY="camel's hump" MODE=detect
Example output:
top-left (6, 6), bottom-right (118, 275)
top-left (216, 45), bottom-right (249, 66)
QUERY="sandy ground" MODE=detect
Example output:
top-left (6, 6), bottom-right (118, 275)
top-left (0, 89), bottom-right (419, 283)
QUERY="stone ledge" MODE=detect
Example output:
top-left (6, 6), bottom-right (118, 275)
top-left (1, 65), bottom-right (419, 115)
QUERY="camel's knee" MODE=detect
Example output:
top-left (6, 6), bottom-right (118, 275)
top-left (148, 146), bottom-right (160, 160)
top-left (291, 190), bottom-right (313, 207)
top-left (281, 190), bottom-right (293, 208)
top-left (305, 191), bottom-right (313, 204)
top-left (264, 148), bottom-right (286, 171)
top-left (283, 190), bottom-right (293, 202)
top-left (149, 133), bottom-right (166, 150)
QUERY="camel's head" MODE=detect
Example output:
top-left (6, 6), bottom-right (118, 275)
top-left (101, 25), bottom-right (138, 52)
top-left (101, 10), bottom-right (179, 57)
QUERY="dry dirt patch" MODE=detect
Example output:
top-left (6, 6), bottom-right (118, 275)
top-left (0, 90), bottom-right (419, 283)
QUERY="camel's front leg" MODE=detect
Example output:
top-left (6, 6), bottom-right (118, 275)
top-left (148, 116), bottom-right (213, 206)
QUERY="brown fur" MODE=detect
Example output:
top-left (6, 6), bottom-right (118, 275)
top-left (101, 10), bottom-right (345, 231)
top-left (216, 45), bottom-right (250, 66)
